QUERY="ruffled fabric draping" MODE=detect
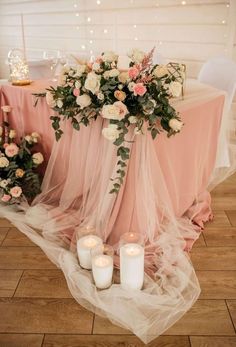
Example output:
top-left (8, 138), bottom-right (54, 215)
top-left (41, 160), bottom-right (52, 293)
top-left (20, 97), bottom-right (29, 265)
top-left (0, 79), bottom-right (233, 344)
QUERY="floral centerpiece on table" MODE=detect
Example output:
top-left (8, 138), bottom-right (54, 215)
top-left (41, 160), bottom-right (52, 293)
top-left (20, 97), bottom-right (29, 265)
top-left (0, 106), bottom-right (44, 204)
top-left (34, 48), bottom-right (183, 193)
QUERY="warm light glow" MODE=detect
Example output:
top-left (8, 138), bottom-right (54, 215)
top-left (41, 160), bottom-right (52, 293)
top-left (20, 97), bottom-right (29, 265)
top-left (82, 236), bottom-right (99, 248)
top-left (90, 29), bottom-right (94, 34)
top-left (134, 37), bottom-right (138, 41)
top-left (90, 50), bottom-right (93, 54)
top-left (226, 3), bottom-right (230, 7)
top-left (181, 1), bottom-right (186, 5)
top-left (89, 40), bottom-right (93, 44)
top-left (133, 24), bottom-right (137, 28)
top-left (75, 12), bottom-right (79, 17)
top-left (81, 44), bottom-right (86, 50)
top-left (97, 0), bottom-right (101, 4)
top-left (76, 26), bottom-right (79, 30)
top-left (222, 20), bottom-right (226, 24)
top-left (103, 29), bottom-right (108, 34)
top-left (94, 255), bottom-right (112, 267)
top-left (74, 3), bottom-right (77, 8)
top-left (87, 17), bottom-right (91, 22)
top-left (125, 245), bottom-right (141, 256)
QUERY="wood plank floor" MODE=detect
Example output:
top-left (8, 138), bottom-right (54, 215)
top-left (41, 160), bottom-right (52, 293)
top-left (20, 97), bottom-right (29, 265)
top-left (0, 175), bottom-right (236, 347)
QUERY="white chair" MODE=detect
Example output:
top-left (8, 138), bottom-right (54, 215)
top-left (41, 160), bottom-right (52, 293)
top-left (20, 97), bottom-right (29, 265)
top-left (198, 56), bottom-right (236, 109)
top-left (198, 56), bottom-right (236, 168)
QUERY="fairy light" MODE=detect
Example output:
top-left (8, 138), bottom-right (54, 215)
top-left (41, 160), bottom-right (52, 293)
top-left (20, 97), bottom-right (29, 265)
top-left (181, 1), bottom-right (186, 4)
top-left (75, 12), bottom-right (79, 17)
top-left (133, 24), bottom-right (137, 28)
top-left (90, 29), bottom-right (94, 34)
top-left (134, 37), bottom-right (138, 41)
top-left (87, 17), bottom-right (91, 22)
top-left (74, 3), bottom-right (77, 8)
top-left (81, 44), bottom-right (86, 50)
top-left (97, 0), bottom-right (101, 4)
top-left (222, 20), bottom-right (226, 24)
top-left (89, 40), bottom-right (93, 44)
top-left (226, 3), bottom-right (230, 7)
top-left (103, 28), bottom-right (108, 34)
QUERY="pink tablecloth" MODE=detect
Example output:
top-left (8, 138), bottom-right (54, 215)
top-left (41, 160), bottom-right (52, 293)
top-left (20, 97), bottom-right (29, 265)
top-left (0, 79), bottom-right (225, 247)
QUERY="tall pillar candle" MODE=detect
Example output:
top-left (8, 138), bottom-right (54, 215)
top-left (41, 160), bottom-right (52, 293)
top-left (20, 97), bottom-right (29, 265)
top-left (120, 243), bottom-right (144, 290)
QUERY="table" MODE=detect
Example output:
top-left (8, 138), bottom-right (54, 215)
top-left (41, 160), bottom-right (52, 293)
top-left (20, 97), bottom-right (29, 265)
top-left (0, 79), bottom-right (225, 248)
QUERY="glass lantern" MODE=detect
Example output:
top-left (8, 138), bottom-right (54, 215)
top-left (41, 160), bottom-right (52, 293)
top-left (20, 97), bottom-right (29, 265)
top-left (7, 49), bottom-right (31, 86)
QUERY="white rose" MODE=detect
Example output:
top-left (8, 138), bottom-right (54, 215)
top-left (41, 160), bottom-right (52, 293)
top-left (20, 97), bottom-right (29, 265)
top-left (76, 94), bottom-right (91, 109)
top-left (0, 156), bottom-right (9, 168)
top-left (84, 72), bottom-right (101, 94)
top-left (31, 132), bottom-right (40, 143)
top-left (31, 132), bottom-right (40, 138)
top-left (75, 80), bottom-right (81, 89)
top-left (169, 81), bottom-right (182, 97)
top-left (32, 152), bottom-right (44, 165)
top-left (102, 51), bottom-right (118, 62)
top-left (46, 91), bottom-right (56, 107)
top-left (101, 104), bottom-right (121, 120)
top-left (128, 49), bottom-right (145, 63)
top-left (9, 129), bottom-right (16, 139)
top-left (153, 65), bottom-right (169, 78)
top-left (92, 62), bottom-right (101, 72)
top-left (102, 124), bottom-right (119, 142)
top-left (169, 118), bottom-right (183, 132)
top-left (0, 126), bottom-right (3, 136)
top-left (118, 84), bottom-right (123, 90)
top-left (0, 179), bottom-right (8, 188)
top-left (10, 186), bottom-right (22, 198)
top-left (128, 82), bottom-right (135, 92)
top-left (75, 64), bottom-right (87, 77)
top-left (129, 116), bottom-right (137, 124)
top-left (108, 69), bottom-right (119, 78)
top-left (1, 105), bottom-right (12, 113)
top-left (24, 135), bottom-right (33, 143)
top-left (103, 71), bottom-right (110, 79)
top-left (57, 99), bottom-right (63, 108)
top-left (97, 92), bottom-right (104, 101)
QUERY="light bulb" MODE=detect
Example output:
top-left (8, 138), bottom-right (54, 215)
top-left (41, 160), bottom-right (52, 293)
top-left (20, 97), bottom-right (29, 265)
top-left (103, 29), bottom-right (108, 34)
top-left (87, 17), bottom-right (91, 22)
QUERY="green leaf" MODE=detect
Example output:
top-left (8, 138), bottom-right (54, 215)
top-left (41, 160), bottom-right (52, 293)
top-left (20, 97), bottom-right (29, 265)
top-left (151, 128), bottom-right (158, 140)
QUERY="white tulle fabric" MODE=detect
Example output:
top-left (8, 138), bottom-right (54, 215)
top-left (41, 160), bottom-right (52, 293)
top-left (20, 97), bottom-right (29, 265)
top-left (0, 79), bottom-right (235, 344)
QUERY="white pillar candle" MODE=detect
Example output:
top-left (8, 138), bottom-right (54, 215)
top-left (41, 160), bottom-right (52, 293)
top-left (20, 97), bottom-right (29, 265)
top-left (117, 55), bottom-right (131, 70)
top-left (92, 254), bottom-right (113, 289)
top-left (77, 235), bottom-right (102, 270)
top-left (120, 243), bottom-right (144, 290)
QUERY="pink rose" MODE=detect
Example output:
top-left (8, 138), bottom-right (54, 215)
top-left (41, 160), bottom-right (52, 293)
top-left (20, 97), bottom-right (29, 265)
top-left (95, 57), bottom-right (103, 64)
top-left (133, 83), bottom-right (147, 96)
top-left (114, 101), bottom-right (129, 118)
top-left (128, 66), bottom-right (139, 79)
top-left (73, 88), bottom-right (80, 97)
top-left (3, 143), bottom-right (8, 149)
top-left (1, 194), bottom-right (11, 202)
top-left (10, 186), bottom-right (22, 198)
top-left (5, 143), bottom-right (19, 157)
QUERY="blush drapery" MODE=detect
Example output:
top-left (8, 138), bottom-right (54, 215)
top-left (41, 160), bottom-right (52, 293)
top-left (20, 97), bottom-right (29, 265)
top-left (0, 79), bottom-right (228, 343)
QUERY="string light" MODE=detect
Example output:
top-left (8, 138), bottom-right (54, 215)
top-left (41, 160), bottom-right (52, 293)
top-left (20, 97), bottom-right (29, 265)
top-left (221, 20), bottom-right (226, 24)
top-left (97, 0), bottom-right (101, 4)
top-left (89, 40), bottom-right (93, 44)
top-left (133, 24), bottom-right (137, 28)
top-left (90, 29), bottom-right (94, 34)
top-left (87, 17), bottom-right (91, 22)
top-left (181, 1), bottom-right (186, 5)
top-left (226, 3), bottom-right (230, 7)
top-left (134, 37), bottom-right (138, 41)
top-left (75, 12), bottom-right (79, 17)
top-left (74, 3), bottom-right (77, 8)
top-left (81, 44), bottom-right (86, 50)
top-left (103, 29), bottom-right (108, 34)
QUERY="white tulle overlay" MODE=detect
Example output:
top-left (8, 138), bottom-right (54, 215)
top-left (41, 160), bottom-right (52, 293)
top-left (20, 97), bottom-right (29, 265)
top-left (0, 79), bottom-right (235, 344)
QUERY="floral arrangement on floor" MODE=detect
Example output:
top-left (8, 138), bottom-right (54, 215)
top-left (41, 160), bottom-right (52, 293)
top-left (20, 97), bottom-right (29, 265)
top-left (0, 106), bottom-right (44, 203)
top-left (34, 48), bottom-right (184, 193)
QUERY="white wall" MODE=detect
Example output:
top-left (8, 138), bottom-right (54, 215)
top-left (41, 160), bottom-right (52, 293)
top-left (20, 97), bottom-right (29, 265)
top-left (0, 0), bottom-right (236, 79)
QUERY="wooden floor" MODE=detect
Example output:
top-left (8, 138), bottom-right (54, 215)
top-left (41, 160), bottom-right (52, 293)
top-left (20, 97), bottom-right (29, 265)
top-left (0, 175), bottom-right (236, 347)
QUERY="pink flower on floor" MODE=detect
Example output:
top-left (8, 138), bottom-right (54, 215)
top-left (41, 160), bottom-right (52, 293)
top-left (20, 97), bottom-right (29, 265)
top-left (5, 143), bottom-right (19, 157)
top-left (1, 194), bottom-right (11, 202)
top-left (128, 66), bottom-right (139, 79)
top-left (73, 88), bottom-right (80, 97)
top-left (10, 186), bottom-right (22, 198)
top-left (133, 83), bottom-right (147, 96)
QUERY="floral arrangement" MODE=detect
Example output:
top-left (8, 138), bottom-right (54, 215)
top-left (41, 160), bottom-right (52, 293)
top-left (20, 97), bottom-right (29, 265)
top-left (0, 106), bottom-right (44, 203)
top-left (34, 48), bottom-right (183, 193)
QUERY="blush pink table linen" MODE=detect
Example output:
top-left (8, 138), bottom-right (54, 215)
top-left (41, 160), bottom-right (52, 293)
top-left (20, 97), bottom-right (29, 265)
top-left (0, 79), bottom-right (225, 249)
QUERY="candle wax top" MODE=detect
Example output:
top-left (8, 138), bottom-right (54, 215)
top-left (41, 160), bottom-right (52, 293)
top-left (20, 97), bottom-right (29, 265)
top-left (93, 254), bottom-right (113, 267)
top-left (78, 235), bottom-right (102, 249)
top-left (122, 243), bottom-right (144, 256)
